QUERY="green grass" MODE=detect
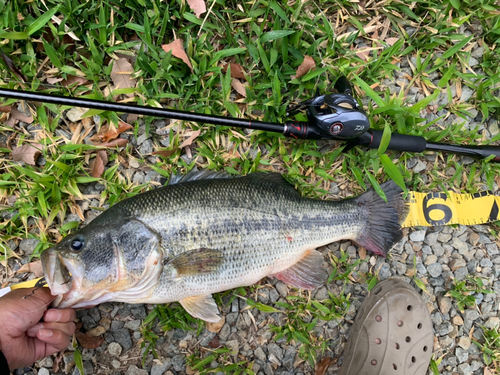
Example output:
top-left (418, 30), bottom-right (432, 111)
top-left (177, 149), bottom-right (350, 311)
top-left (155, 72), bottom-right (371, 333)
top-left (1, 0), bottom-right (500, 373)
top-left (446, 276), bottom-right (494, 312)
top-left (474, 325), bottom-right (500, 373)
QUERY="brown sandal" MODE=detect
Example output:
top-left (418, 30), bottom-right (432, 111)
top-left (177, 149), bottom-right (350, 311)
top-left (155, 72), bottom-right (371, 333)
top-left (339, 278), bottom-right (434, 375)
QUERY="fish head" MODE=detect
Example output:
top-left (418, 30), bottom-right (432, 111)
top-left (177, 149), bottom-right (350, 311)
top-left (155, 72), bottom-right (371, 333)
top-left (42, 216), bottom-right (162, 308)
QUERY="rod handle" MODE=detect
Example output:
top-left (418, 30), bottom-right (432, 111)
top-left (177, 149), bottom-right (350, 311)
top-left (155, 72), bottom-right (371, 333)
top-left (361, 130), bottom-right (428, 152)
top-left (283, 121), bottom-right (324, 139)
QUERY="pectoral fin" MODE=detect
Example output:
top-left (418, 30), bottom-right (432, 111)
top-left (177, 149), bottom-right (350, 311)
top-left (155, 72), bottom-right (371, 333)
top-left (165, 248), bottom-right (224, 278)
top-left (270, 249), bottom-right (327, 290)
top-left (180, 295), bottom-right (221, 322)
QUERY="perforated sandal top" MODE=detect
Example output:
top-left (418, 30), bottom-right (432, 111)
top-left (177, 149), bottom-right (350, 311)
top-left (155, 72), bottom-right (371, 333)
top-left (339, 278), bottom-right (434, 375)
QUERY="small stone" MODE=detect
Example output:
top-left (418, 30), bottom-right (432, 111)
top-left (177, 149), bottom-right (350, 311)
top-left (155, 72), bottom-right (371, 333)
top-left (268, 353), bottom-right (281, 366)
top-left (452, 238), bottom-right (469, 254)
top-left (457, 363), bottom-right (472, 375)
top-left (468, 57), bottom-right (479, 67)
top-left (38, 357), bottom-right (53, 368)
top-left (66, 107), bottom-right (87, 122)
top-left (126, 365), bottom-right (148, 375)
top-left (124, 319), bottom-right (142, 331)
top-left (226, 339), bottom-right (239, 355)
top-left (484, 316), bottom-right (500, 329)
top-left (378, 263), bottom-right (391, 280)
top-left (108, 342), bottom-right (122, 357)
top-left (454, 266), bottom-right (469, 280)
top-left (151, 360), bottom-right (171, 375)
top-left (86, 326), bottom-right (106, 337)
top-left (114, 328), bottom-right (132, 351)
top-left (427, 263), bottom-right (442, 277)
top-left (413, 161), bottom-right (427, 173)
top-left (457, 336), bottom-right (471, 350)
top-left (275, 281), bottom-right (288, 297)
top-left (463, 309), bottom-right (480, 323)
top-left (452, 316), bottom-right (464, 325)
top-left (38, 368), bottom-right (50, 375)
top-left (136, 133), bottom-right (151, 146)
top-left (456, 347), bottom-right (469, 363)
top-left (179, 340), bottom-right (188, 349)
top-left (438, 297), bottom-right (452, 315)
top-left (111, 360), bottom-right (121, 369)
top-left (460, 86), bottom-right (474, 102)
top-left (19, 238), bottom-right (40, 255)
top-left (436, 322), bottom-right (453, 336)
top-left (254, 346), bottom-right (266, 361)
top-left (410, 229), bottom-right (426, 242)
top-left (139, 139), bottom-right (154, 155)
top-left (171, 354), bottom-right (186, 372)
top-left (63, 352), bottom-right (76, 373)
top-left (424, 255), bottom-right (437, 265)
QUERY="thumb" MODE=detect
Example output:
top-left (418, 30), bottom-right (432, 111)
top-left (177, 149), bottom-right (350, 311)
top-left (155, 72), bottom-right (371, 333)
top-left (6, 287), bottom-right (55, 320)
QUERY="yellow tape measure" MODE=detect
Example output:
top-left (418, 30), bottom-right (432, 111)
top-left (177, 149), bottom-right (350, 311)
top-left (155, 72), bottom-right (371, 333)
top-left (403, 190), bottom-right (499, 227)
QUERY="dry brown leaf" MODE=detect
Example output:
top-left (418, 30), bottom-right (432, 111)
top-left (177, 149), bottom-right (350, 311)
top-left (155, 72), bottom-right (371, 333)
top-left (127, 113), bottom-right (139, 123)
top-left (161, 39), bottom-right (193, 72)
top-left (231, 79), bottom-right (247, 97)
top-left (314, 357), bottom-right (335, 375)
top-left (91, 121), bottom-right (133, 144)
top-left (207, 316), bottom-right (225, 333)
top-left (11, 107), bottom-right (34, 124)
top-left (97, 138), bottom-right (129, 148)
top-left (179, 130), bottom-right (201, 148)
top-left (61, 75), bottom-right (88, 87)
top-left (15, 260), bottom-right (44, 277)
top-left (224, 63), bottom-right (246, 80)
top-left (89, 150), bottom-right (108, 178)
top-left (152, 149), bottom-right (177, 158)
top-left (484, 367), bottom-right (493, 375)
top-left (294, 56), bottom-right (316, 79)
top-left (385, 37), bottom-right (399, 46)
top-left (110, 58), bottom-right (137, 89)
top-left (12, 143), bottom-right (44, 165)
top-left (187, 0), bottom-right (206, 18)
top-left (0, 105), bottom-right (11, 113)
top-left (46, 77), bottom-right (64, 85)
top-left (75, 331), bottom-right (105, 349)
top-left (358, 247), bottom-right (367, 260)
top-left (356, 48), bottom-right (370, 61)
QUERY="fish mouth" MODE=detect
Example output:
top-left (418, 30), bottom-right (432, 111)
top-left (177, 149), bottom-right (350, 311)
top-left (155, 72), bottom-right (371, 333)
top-left (41, 248), bottom-right (82, 306)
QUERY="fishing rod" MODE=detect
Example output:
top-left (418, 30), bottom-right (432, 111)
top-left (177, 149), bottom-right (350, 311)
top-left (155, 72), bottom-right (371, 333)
top-left (1, 76), bottom-right (499, 161)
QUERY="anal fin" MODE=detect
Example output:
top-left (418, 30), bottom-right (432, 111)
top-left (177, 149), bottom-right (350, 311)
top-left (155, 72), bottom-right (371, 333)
top-left (270, 249), bottom-right (327, 290)
top-left (180, 295), bottom-right (221, 322)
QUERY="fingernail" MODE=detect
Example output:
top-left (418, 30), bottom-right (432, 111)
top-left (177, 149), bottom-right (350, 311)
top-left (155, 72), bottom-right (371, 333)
top-left (39, 329), bottom-right (53, 338)
top-left (27, 324), bottom-right (43, 336)
top-left (45, 310), bottom-right (62, 321)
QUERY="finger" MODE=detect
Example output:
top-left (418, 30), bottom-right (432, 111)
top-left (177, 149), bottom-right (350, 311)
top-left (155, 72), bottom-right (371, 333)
top-left (28, 321), bottom-right (76, 337)
top-left (37, 329), bottom-right (72, 352)
top-left (44, 308), bottom-right (76, 323)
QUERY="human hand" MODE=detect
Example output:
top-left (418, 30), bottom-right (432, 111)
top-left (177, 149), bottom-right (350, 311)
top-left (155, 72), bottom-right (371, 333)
top-left (0, 287), bottom-right (76, 370)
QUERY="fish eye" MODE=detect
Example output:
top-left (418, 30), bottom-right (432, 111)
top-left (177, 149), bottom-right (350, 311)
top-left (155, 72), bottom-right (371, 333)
top-left (70, 237), bottom-right (84, 251)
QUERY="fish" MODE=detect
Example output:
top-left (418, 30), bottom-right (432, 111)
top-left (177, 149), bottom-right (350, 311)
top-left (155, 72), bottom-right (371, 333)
top-left (41, 171), bottom-right (408, 322)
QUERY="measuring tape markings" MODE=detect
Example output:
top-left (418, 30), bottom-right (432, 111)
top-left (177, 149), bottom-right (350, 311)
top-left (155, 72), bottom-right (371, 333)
top-left (403, 190), bottom-right (500, 227)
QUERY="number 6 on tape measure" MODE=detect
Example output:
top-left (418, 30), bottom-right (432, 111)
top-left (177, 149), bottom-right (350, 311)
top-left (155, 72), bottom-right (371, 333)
top-left (402, 190), bottom-right (500, 227)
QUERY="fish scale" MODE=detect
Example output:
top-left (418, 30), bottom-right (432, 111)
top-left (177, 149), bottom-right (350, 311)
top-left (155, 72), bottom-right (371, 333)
top-left (41, 172), bottom-right (407, 322)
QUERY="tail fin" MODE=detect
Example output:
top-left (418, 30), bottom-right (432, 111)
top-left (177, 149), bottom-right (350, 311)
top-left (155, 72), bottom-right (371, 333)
top-left (354, 181), bottom-right (408, 257)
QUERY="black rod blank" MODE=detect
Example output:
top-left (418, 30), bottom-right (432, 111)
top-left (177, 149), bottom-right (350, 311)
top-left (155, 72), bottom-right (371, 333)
top-left (0, 88), bottom-right (285, 133)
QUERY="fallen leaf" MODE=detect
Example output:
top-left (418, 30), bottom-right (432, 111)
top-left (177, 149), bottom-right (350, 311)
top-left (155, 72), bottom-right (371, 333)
top-left (110, 58), bottom-right (137, 89)
top-left (224, 63), bottom-right (246, 80)
top-left (75, 331), bottom-right (105, 349)
top-left (385, 37), bottom-right (399, 46)
top-left (162, 39), bottom-right (193, 72)
top-left (127, 113), bottom-right (139, 123)
top-left (187, 0), bottom-right (206, 18)
top-left (0, 48), bottom-right (27, 83)
top-left (104, 121), bottom-right (134, 142)
top-left (52, 352), bottom-right (64, 373)
top-left (89, 150), bottom-right (108, 178)
top-left (12, 143), bottom-right (44, 165)
top-left (293, 56), bottom-right (316, 79)
top-left (0, 105), bottom-right (11, 113)
top-left (484, 367), bottom-right (493, 375)
top-left (11, 107), bottom-right (33, 124)
top-left (179, 130), bottom-right (201, 148)
top-left (231, 79), bottom-right (247, 97)
top-left (207, 316), bottom-right (225, 333)
top-left (356, 48), bottom-right (370, 61)
top-left (314, 357), bottom-right (335, 375)
top-left (61, 75), bottom-right (88, 87)
top-left (208, 336), bottom-right (220, 348)
top-left (97, 138), bottom-right (129, 148)
top-left (358, 247), bottom-right (367, 260)
top-left (66, 107), bottom-right (87, 123)
top-left (15, 260), bottom-right (44, 277)
top-left (152, 149), bottom-right (177, 158)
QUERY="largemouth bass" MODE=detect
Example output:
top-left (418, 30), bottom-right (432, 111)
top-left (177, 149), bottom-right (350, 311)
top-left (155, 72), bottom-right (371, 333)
top-left (41, 171), bottom-right (407, 322)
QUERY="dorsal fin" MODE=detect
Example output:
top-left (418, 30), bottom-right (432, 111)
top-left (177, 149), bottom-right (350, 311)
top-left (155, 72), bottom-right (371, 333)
top-left (244, 172), bottom-right (300, 196)
top-left (168, 168), bottom-right (232, 185)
